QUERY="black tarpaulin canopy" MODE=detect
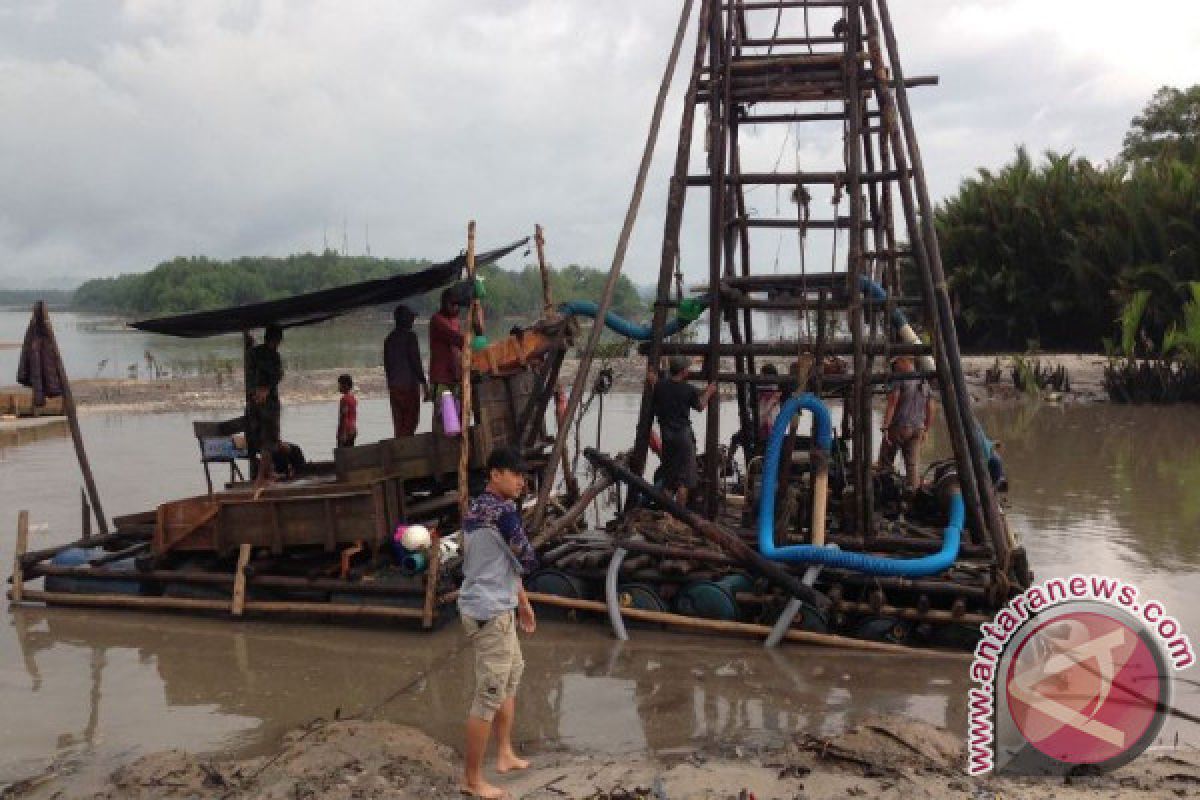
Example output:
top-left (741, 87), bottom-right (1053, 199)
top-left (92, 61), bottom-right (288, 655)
top-left (130, 238), bottom-right (528, 338)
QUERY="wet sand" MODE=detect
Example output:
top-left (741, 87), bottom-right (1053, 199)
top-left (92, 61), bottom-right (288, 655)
top-left (13, 710), bottom-right (1200, 798)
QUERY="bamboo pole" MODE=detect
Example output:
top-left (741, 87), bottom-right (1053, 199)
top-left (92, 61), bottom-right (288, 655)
top-left (29, 563), bottom-right (432, 596)
top-left (231, 543), bottom-right (252, 616)
top-left (534, 224), bottom-right (553, 314)
top-left (532, 0), bottom-right (697, 534)
top-left (457, 219), bottom-right (478, 527)
top-left (33, 303), bottom-right (108, 535)
top-left (81, 489), bottom-right (92, 541)
top-left (10, 589), bottom-right (427, 620)
top-left (532, 227), bottom-right (578, 505)
top-left (871, 0), bottom-right (1008, 568)
top-left (525, 591), bottom-right (966, 658)
top-left (630, 0), bottom-right (712, 481)
top-left (12, 511), bottom-right (29, 604)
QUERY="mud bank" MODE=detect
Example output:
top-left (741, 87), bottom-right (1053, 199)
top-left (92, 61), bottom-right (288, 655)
top-left (7, 715), bottom-right (1198, 799)
top-left (58, 353), bottom-right (1109, 415)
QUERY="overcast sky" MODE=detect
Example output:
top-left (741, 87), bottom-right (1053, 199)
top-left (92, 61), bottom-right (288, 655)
top-left (1, 0), bottom-right (1197, 288)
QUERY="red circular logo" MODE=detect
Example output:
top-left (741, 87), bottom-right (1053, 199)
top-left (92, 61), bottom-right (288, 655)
top-left (1005, 611), bottom-right (1164, 766)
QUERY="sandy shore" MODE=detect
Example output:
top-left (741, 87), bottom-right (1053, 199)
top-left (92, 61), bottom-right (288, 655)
top-left (46, 353), bottom-right (1109, 415)
top-left (7, 714), bottom-right (1196, 799)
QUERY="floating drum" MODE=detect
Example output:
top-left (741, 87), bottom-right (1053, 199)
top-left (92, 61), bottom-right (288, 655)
top-left (674, 574), bottom-right (752, 621)
top-left (527, 568), bottom-right (585, 599)
top-left (527, 568), bottom-right (587, 620)
top-left (617, 583), bottom-right (668, 613)
top-left (854, 616), bottom-right (912, 644)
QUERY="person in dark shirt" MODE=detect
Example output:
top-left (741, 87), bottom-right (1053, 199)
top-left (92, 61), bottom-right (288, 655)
top-left (242, 332), bottom-right (260, 473)
top-left (383, 305), bottom-right (428, 437)
top-left (249, 324), bottom-right (284, 487)
top-left (648, 355), bottom-right (716, 507)
top-left (428, 289), bottom-right (465, 434)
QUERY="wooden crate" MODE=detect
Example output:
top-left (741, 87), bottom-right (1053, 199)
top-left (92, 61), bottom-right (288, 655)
top-left (155, 484), bottom-right (380, 555)
top-left (473, 370), bottom-right (546, 456)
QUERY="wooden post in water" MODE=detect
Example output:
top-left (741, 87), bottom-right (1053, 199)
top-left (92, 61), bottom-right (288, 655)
top-left (456, 220), bottom-right (479, 561)
top-left (11, 511), bottom-right (29, 604)
top-left (33, 303), bottom-right (109, 536)
top-left (81, 488), bottom-right (92, 541)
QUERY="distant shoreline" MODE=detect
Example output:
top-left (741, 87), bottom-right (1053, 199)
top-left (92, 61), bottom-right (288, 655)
top-left (13, 352), bottom-right (1106, 416)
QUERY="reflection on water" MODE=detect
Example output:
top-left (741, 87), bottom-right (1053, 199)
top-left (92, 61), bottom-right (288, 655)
top-left (0, 418), bottom-right (68, 453)
top-left (4, 607), bottom-right (965, 786)
top-left (2, 395), bottom-right (1200, 782)
top-left (979, 402), bottom-right (1200, 574)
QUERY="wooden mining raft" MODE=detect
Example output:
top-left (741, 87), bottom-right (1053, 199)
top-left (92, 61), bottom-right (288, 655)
top-left (8, 233), bottom-right (579, 631)
top-left (522, 0), bottom-right (1032, 650)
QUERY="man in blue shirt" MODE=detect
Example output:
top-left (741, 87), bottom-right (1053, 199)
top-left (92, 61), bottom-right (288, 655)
top-left (459, 446), bottom-right (538, 798)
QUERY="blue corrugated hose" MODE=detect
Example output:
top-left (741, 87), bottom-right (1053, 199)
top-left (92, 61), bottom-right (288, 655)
top-left (757, 393), bottom-right (963, 577)
top-left (559, 299), bottom-right (700, 341)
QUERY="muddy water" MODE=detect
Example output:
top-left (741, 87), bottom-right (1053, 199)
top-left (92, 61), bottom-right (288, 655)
top-left (2, 396), bottom-right (1200, 786)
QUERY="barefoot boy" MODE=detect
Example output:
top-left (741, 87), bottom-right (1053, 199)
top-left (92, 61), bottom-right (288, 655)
top-left (459, 446), bottom-right (538, 798)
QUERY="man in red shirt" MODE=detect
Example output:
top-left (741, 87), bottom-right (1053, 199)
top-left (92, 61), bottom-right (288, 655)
top-left (429, 288), bottom-right (465, 433)
top-left (337, 374), bottom-right (358, 447)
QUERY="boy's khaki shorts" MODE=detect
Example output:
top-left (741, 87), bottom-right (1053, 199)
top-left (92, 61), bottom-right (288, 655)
top-left (462, 611), bottom-right (524, 721)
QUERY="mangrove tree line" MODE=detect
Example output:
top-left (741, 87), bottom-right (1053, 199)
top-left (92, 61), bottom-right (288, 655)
top-left (938, 86), bottom-right (1200, 352)
top-left (72, 251), bottom-right (645, 319)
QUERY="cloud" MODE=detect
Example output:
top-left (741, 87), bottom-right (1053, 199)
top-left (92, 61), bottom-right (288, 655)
top-left (0, 0), bottom-right (1196, 288)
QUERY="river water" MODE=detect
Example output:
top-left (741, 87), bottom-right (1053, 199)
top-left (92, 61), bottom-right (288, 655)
top-left (2, 312), bottom-right (1200, 786)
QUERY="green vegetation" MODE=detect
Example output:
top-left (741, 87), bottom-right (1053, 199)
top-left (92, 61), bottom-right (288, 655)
top-left (1104, 283), bottom-right (1200, 403)
top-left (72, 251), bottom-right (645, 320)
top-left (476, 262), bottom-right (644, 319)
top-left (1121, 85), bottom-right (1200, 163)
top-left (73, 252), bottom-right (424, 314)
top-left (938, 85), bottom-right (1200, 354)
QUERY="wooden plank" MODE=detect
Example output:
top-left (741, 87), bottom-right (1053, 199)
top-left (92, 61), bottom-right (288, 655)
top-left (231, 543), bottom-right (252, 616)
top-left (422, 532), bottom-right (442, 629)
top-left (81, 489), bottom-right (92, 541)
top-left (12, 510), bottom-right (29, 604)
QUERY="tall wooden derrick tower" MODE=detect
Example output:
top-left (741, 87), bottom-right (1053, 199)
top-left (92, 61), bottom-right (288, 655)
top-left (617, 0), bottom-right (1031, 607)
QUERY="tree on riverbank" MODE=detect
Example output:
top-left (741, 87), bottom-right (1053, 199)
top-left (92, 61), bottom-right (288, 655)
top-left (72, 251), bottom-right (644, 320)
top-left (938, 86), bottom-right (1200, 353)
